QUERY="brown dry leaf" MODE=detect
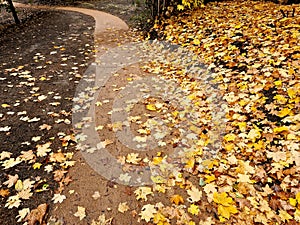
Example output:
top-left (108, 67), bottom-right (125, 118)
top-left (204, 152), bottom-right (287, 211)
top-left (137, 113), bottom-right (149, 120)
top-left (25, 203), bottom-right (48, 225)
top-left (53, 170), bottom-right (67, 182)
top-left (61, 176), bottom-right (72, 185)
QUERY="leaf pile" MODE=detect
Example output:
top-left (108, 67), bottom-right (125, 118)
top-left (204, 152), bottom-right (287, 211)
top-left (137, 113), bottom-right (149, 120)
top-left (125, 1), bottom-right (300, 224)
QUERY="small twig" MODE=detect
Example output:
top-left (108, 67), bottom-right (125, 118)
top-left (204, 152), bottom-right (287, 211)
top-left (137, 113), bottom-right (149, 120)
top-left (292, 8), bottom-right (295, 17)
top-left (280, 9), bottom-right (286, 17)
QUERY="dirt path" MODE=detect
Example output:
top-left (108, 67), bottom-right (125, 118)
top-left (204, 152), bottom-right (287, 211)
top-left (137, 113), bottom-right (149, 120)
top-left (14, 3), bottom-right (129, 33)
top-left (11, 3), bottom-right (143, 225)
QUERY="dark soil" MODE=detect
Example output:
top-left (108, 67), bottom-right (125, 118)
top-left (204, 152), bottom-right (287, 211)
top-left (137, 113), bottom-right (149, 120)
top-left (12, 0), bottom-right (151, 28)
top-left (0, 9), bottom-right (94, 225)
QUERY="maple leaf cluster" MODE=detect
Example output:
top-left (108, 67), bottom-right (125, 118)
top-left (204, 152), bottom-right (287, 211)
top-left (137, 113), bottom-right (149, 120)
top-left (128, 1), bottom-right (300, 224)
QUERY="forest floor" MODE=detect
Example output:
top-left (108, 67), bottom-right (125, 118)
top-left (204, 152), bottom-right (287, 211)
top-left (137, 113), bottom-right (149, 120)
top-left (0, 1), bottom-right (300, 225)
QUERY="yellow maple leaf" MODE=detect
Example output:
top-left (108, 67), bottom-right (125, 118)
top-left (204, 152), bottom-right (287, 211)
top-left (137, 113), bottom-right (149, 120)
top-left (32, 162), bottom-right (42, 169)
top-left (146, 104), bottom-right (157, 111)
top-left (153, 212), bottom-right (168, 224)
top-left (274, 80), bottom-right (282, 86)
top-left (205, 174), bottom-right (216, 183)
top-left (202, 159), bottom-right (219, 169)
top-left (224, 133), bottom-right (236, 142)
top-left (217, 204), bottom-right (238, 219)
top-left (213, 192), bottom-right (233, 206)
top-left (170, 194), bottom-right (184, 205)
top-left (278, 108), bottom-right (292, 117)
top-left (295, 209), bottom-right (300, 222)
top-left (273, 126), bottom-right (289, 133)
top-left (279, 210), bottom-right (293, 222)
top-left (224, 143), bottom-right (234, 151)
top-left (274, 94), bottom-right (287, 104)
top-left (193, 39), bottom-right (201, 45)
top-left (185, 158), bottom-right (195, 169)
top-left (177, 4), bottom-right (184, 10)
top-left (237, 122), bottom-right (247, 132)
top-left (287, 88), bottom-right (296, 99)
top-left (152, 156), bottom-right (163, 165)
top-left (289, 198), bottom-right (297, 207)
top-left (296, 192), bottom-right (300, 203)
top-left (188, 204), bottom-right (199, 215)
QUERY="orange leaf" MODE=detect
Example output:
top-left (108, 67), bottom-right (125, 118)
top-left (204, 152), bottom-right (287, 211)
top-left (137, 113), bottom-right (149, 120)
top-left (170, 194), bottom-right (184, 205)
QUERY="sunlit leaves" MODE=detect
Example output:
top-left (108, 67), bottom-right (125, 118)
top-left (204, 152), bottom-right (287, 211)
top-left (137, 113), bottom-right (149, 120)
top-left (213, 192), bottom-right (238, 220)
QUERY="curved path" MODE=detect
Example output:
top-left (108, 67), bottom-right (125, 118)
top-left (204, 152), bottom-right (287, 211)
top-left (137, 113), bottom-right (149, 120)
top-left (13, 3), bottom-right (133, 224)
top-left (14, 3), bottom-right (129, 32)
top-left (14, 3), bottom-right (129, 50)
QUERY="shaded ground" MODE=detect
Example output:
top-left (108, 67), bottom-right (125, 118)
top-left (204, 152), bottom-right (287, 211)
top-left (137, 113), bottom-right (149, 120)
top-left (0, 9), bottom-right (95, 224)
top-left (11, 0), bottom-right (151, 28)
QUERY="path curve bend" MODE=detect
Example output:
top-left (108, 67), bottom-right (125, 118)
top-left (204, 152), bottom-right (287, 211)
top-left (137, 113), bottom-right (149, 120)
top-left (14, 2), bottom-right (129, 35)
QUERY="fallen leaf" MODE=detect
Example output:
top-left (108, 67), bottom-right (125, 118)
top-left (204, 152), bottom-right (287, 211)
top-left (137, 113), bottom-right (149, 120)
top-left (170, 194), bottom-right (184, 205)
top-left (187, 186), bottom-right (202, 203)
top-left (3, 174), bottom-right (19, 188)
top-left (25, 203), bottom-right (48, 225)
top-left (139, 204), bottom-right (157, 222)
top-left (52, 193), bottom-right (66, 203)
top-left (74, 206), bottom-right (86, 221)
top-left (118, 202), bottom-right (130, 213)
top-left (0, 189), bottom-right (10, 197)
top-left (92, 191), bottom-right (101, 200)
top-left (134, 187), bottom-right (153, 201)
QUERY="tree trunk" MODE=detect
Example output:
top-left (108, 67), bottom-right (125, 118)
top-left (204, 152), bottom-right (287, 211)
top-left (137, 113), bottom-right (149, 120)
top-left (7, 0), bottom-right (20, 24)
